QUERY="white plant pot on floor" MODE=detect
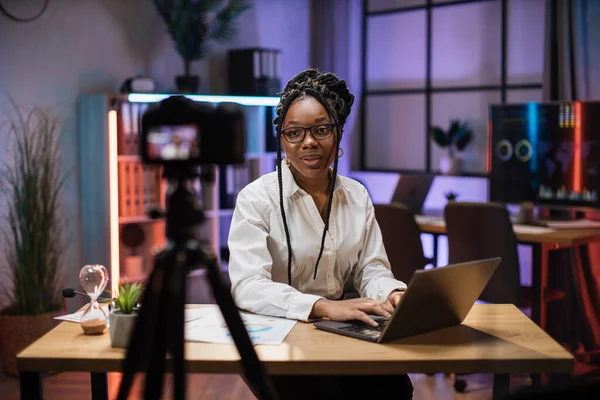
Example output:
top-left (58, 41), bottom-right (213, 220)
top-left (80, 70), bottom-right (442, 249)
top-left (109, 310), bottom-right (137, 348)
top-left (440, 156), bottom-right (462, 175)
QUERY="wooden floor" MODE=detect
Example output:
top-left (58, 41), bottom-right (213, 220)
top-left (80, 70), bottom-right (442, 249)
top-left (0, 371), bottom-right (534, 400)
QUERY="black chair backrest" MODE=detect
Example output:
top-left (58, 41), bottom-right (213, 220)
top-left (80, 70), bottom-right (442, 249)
top-left (374, 203), bottom-right (429, 283)
top-left (444, 201), bottom-right (520, 304)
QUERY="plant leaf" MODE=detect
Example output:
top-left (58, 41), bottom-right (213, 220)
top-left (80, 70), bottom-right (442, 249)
top-left (430, 126), bottom-right (447, 147)
top-left (447, 119), bottom-right (461, 144)
top-left (455, 130), bottom-right (473, 151)
top-left (0, 100), bottom-right (67, 316)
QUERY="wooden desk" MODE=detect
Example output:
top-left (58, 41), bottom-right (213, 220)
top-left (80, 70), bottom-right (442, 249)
top-left (415, 214), bottom-right (600, 331)
top-left (17, 304), bottom-right (573, 400)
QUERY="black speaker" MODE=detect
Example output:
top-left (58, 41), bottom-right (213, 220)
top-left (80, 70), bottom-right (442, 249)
top-left (228, 48), bottom-right (281, 96)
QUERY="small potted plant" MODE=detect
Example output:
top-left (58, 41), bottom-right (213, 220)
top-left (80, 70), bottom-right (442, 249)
top-left (109, 281), bottom-right (144, 348)
top-left (430, 118), bottom-right (473, 175)
top-left (445, 191), bottom-right (459, 202)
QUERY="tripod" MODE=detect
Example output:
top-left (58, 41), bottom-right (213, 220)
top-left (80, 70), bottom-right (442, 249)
top-left (116, 170), bottom-right (279, 400)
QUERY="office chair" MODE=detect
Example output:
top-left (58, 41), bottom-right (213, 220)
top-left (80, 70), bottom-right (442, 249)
top-left (444, 201), bottom-right (564, 392)
top-left (445, 202), bottom-right (522, 304)
top-left (374, 203), bottom-right (433, 281)
top-left (342, 203), bottom-right (432, 299)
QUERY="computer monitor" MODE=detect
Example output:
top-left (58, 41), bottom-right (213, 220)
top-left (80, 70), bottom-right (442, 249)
top-left (488, 101), bottom-right (600, 210)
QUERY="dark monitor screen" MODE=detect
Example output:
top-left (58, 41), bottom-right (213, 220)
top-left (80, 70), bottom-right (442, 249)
top-left (489, 101), bottom-right (600, 209)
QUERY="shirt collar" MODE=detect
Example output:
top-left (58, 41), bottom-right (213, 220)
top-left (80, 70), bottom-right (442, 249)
top-left (281, 159), bottom-right (347, 198)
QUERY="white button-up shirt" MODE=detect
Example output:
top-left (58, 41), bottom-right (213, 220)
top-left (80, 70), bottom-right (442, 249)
top-left (227, 162), bottom-right (407, 322)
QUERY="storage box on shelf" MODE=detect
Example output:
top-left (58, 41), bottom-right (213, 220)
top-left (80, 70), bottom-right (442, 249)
top-left (78, 93), bottom-right (279, 299)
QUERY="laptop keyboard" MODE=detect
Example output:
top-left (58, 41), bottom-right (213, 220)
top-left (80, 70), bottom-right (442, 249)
top-left (340, 317), bottom-right (389, 335)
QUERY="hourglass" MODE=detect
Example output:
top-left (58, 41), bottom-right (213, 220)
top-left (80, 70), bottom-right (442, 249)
top-left (79, 264), bottom-right (110, 335)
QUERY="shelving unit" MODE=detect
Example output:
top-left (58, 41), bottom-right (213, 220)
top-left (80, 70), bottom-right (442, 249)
top-left (78, 93), bottom-right (279, 296)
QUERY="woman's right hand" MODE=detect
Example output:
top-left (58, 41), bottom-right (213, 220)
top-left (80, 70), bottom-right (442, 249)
top-left (310, 298), bottom-right (394, 327)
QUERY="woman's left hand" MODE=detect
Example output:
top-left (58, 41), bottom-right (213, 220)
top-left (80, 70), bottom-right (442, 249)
top-left (385, 289), bottom-right (405, 308)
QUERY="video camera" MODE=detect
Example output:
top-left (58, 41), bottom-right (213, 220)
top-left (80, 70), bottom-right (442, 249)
top-left (139, 95), bottom-right (246, 172)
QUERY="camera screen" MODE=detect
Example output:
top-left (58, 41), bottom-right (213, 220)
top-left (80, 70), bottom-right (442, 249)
top-left (146, 124), bottom-right (200, 161)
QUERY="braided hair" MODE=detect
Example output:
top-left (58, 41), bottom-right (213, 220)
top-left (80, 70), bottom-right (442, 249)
top-left (273, 69), bottom-right (355, 285)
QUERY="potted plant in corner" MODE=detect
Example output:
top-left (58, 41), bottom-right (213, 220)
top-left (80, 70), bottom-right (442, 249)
top-left (0, 103), bottom-right (68, 376)
top-left (430, 118), bottom-right (473, 175)
top-left (151, 0), bottom-right (252, 93)
top-left (445, 191), bottom-right (459, 202)
top-left (109, 281), bottom-right (144, 348)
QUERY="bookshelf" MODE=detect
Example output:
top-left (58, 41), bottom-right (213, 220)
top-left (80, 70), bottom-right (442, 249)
top-left (78, 93), bottom-right (279, 296)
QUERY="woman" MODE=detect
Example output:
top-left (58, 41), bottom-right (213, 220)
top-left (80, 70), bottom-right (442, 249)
top-left (228, 69), bottom-right (413, 399)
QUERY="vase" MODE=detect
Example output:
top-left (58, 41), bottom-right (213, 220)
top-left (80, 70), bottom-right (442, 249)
top-left (0, 308), bottom-right (63, 376)
top-left (109, 310), bottom-right (138, 348)
top-left (175, 75), bottom-right (200, 94)
top-left (440, 156), bottom-right (462, 175)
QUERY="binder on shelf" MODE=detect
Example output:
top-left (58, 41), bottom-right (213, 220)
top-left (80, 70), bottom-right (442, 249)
top-left (118, 162), bottom-right (128, 217)
top-left (244, 106), bottom-right (267, 155)
top-left (119, 102), bottom-right (132, 155)
top-left (219, 165), bottom-right (235, 209)
top-left (129, 103), bottom-right (140, 155)
top-left (265, 106), bottom-right (277, 152)
top-left (117, 159), bottom-right (162, 219)
top-left (228, 48), bottom-right (282, 96)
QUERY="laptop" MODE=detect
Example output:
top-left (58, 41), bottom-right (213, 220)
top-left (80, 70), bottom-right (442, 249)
top-left (390, 174), bottom-right (435, 214)
top-left (313, 257), bottom-right (501, 343)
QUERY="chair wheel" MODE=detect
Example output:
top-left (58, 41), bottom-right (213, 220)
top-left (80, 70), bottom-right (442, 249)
top-left (454, 379), bottom-right (467, 392)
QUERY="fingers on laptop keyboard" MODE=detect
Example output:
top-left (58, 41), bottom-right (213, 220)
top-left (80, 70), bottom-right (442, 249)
top-left (354, 310), bottom-right (379, 327)
top-left (361, 301), bottom-right (392, 319)
top-left (381, 301), bottom-right (394, 315)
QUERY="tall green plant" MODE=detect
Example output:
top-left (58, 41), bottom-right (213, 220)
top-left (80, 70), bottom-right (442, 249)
top-left (0, 104), bottom-right (67, 316)
top-left (152, 0), bottom-right (252, 76)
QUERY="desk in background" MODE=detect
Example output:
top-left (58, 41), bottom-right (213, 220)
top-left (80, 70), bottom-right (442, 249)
top-left (415, 213), bottom-right (600, 332)
top-left (17, 304), bottom-right (573, 400)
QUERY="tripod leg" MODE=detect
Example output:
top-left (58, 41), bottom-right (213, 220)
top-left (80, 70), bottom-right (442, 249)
top-left (204, 257), bottom-right (279, 400)
top-left (117, 253), bottom-right (167, 400)
top-left (167, 258), bottom-right (188, 400)
top-left (143, 257), bottom-right (173, 400)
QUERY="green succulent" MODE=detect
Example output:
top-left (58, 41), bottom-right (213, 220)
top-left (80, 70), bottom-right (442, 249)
top-left (430, 118), bottom-right (473, 157)
top-left (113, 281), bottom-right (144, 314)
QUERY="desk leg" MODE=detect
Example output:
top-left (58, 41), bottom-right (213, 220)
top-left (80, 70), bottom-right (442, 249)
top-left (531, 243), bottom-right (550, 331)
top-left (432, 233), bottom-right (439, 267)
top-left (492, 374), bottom-right (510, 400)
top-left (91, 372), bottom-right (108, 400)
top-left (20, 371), bottom-right (42, 400)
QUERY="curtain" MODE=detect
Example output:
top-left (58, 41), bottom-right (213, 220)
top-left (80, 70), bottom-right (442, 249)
top-left (543, 0), bottom-right (600, 363)
top-left (309, 0), bottom-right (362, 176)
top-left (543, 0), bottom-right (600, 100)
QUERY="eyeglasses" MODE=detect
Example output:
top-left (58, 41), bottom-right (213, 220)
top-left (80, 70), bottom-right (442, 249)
top-left (281, 123), bottom-right (336, 143)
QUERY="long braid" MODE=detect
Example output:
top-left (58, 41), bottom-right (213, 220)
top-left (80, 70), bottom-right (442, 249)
top-left (277, 136), bottom-right (294, 285)
top-left (302, 88), bottom-right (342, 280)
top-left (313, 133), bottom-right (340, 279)
top-left (273, 68), bottom-right (355, 285)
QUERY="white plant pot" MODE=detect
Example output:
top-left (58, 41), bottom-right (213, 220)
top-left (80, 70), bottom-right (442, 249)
top-left (440, 156), bottom-right (462, 175)
top-left (109, 310), bottom-right (137, 348)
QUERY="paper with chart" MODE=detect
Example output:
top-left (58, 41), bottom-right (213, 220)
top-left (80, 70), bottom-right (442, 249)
top-left (184, 306), bottom-right (296, 345)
